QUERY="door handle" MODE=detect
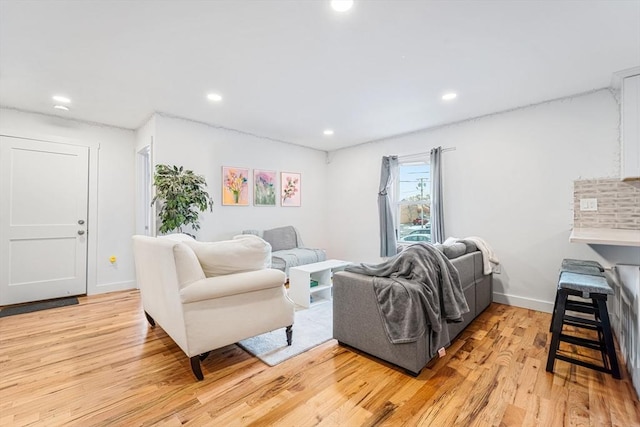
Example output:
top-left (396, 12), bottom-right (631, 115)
top-left (78, 219), bottom-right (85, 225)
top-left (78, 230), bottom-right (85, 235)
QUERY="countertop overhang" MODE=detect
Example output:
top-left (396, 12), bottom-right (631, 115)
top-left (570, 228), bottom-right (640, 247)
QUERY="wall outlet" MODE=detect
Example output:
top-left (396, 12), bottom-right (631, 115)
top-left (579, 198), bottom-right (598, 211)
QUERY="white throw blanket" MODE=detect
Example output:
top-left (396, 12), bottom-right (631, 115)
top-left (445, 236), bottom-right (499, 275)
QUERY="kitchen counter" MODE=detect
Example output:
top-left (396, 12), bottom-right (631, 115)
top-left (570, 228), bottom-right (640, 247)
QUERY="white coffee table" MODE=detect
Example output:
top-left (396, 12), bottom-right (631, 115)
top-left (288, 259), bottom-right (351, 308)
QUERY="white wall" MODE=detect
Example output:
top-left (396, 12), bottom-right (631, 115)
top-left (152, 114), bottom-right (329, 249)
top-left (0, 108), bottom-right (137, 295)
top-left (326, 90), bottom-right (640, 312)
top-left (4, 89), bottom-right (636, 308)
top-left (135, 115), bottom-right (155, 154)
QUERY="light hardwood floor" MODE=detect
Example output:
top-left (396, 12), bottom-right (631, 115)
top-left (0, 290), bottom-right (638, 426)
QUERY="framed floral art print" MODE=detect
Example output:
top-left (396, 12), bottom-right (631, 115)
top-left (253, 169), bottom-right (276, 206)
top-left (222, 166), bottom-right (249, 206)
top-left (280, 172), bottom-right (301, 207)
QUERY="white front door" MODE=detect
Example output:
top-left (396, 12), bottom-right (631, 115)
top-left (0, 136), bottom-right (89, 305)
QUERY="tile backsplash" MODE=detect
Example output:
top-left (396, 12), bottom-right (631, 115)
top-left (574, 179), bottom-right (640, 230)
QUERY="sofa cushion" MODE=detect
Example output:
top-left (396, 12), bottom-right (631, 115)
top-left (460, 240), bottom-right (478, 254)
top-left (263, 226), bottom-right (298, 251)
top-left (442, 242), bottom-right (467, 259)
top-left (271, 247), bottom-right (326, 274)
top-left (184, 235), bottom-right (271, 277)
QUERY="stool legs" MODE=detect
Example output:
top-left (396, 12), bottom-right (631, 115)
top-left (546, 289), bottom-right (621, 379)
top-left (546, 291), bottom-right (568, 373)
top-left (549, 291), bottom-right (560, 332)
top-left (595, 298), bottom-right (621, 379)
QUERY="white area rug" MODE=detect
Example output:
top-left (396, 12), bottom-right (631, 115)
top-left (238, 302), bottom-right (333, 366)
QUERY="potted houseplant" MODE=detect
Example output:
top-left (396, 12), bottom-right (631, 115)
top-left (152, 164), bottom-right (214, 236)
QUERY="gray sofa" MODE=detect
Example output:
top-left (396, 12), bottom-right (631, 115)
top-left (242, 226), bottom-right (326, 275)
top-left (333, 245), bottom-right (492, 375)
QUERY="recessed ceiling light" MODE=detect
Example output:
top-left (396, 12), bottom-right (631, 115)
top-left (53, 105), bottom-right (69, 111)
top-left (207, 93), bottom-right (223, 102)
top-left (331, 0), bottom-right (354, 12)
top-left (442, 93), bottom-right (457, 101)
top-left (52, 95), bottom-right (71, 103)
top-left (323, 129), bottom-right (334, 136)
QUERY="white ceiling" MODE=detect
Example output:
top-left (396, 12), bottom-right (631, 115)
top-left (1, 1), bottom-right (639, 151)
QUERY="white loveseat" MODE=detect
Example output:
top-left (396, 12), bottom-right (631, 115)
top-left (132, 233), bottom-right (295, 380)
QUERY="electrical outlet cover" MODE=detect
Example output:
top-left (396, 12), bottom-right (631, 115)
top-left (580, 198), bottom-right (598, 211)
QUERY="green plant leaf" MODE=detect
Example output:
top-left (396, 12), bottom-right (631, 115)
top-left (152, 164), bottom-right (214, 234)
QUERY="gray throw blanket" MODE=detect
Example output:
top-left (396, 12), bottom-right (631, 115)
top-left (345, 243), bottom-right (469, 352)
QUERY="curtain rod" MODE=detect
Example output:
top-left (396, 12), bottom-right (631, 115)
top-left (395, 147), bottom-right (456, 159)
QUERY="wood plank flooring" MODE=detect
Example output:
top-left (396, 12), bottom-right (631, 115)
top-left (0, 290), bottom-right (638, 426)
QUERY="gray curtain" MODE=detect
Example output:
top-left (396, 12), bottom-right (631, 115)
top-left (430, 147), bottom-right (445, 243)
top-left (378, 156), bottom-right (398, 257)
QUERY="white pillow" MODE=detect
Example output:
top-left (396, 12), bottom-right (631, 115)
top-left (157, 234), bottom-right (203, 287)
top-left (159, 233), bottom-right (196, 242)
top-left (233, 234), bottom-right (273, 268)
top-left (184, 235), bottom-right (272, 277)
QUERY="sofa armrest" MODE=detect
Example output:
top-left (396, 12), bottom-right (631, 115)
top-left (180, 268), bottom-right (286, 304)
top-left (333, 271), bottom-right (382, 343)
top-left (333, 271), bottom-right (431, 374)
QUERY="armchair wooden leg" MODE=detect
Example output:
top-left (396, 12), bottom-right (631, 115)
top-left (199, 351), bottom-right (210, 361)
top-left (286, 325), bottom-right (293, 346)
top-left (190, 356), bottom-right (204, 381)
top-left (144, 311), bottom-right (156, 328)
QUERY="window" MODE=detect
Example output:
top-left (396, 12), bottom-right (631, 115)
top-left (396, 159), bottom-right (430, 243)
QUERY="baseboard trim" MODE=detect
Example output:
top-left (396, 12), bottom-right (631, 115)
top-left (91, 280), bottom-right (136, 295)
top-left (493, 292), bottom-right (554, 313)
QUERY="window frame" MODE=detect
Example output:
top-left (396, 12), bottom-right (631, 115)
top-left (394, 156), bottom-right (431, 243)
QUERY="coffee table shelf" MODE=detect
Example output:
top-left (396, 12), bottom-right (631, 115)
top-left (289, 259), bottom-right (351, 308)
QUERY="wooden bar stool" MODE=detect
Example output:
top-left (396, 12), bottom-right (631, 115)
top-left (546, 268), bottom-right (621, 379)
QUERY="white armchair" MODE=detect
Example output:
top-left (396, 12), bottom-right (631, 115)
top-left (132, 234), bottom-right (295, 380)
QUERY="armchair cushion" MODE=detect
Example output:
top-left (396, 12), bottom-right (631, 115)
top-left (158, 234), bottom-right (205, 288)
top-left (263, 226), bottom-right (298, 251)
top-left (159, 233), bottom-right (197, 243)
top-left (173, 244), bottom-right (207, 288)
top-left (185, 235), bottom-right (271, 277)
top-left (180, 269), bottom-right (287, 303)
